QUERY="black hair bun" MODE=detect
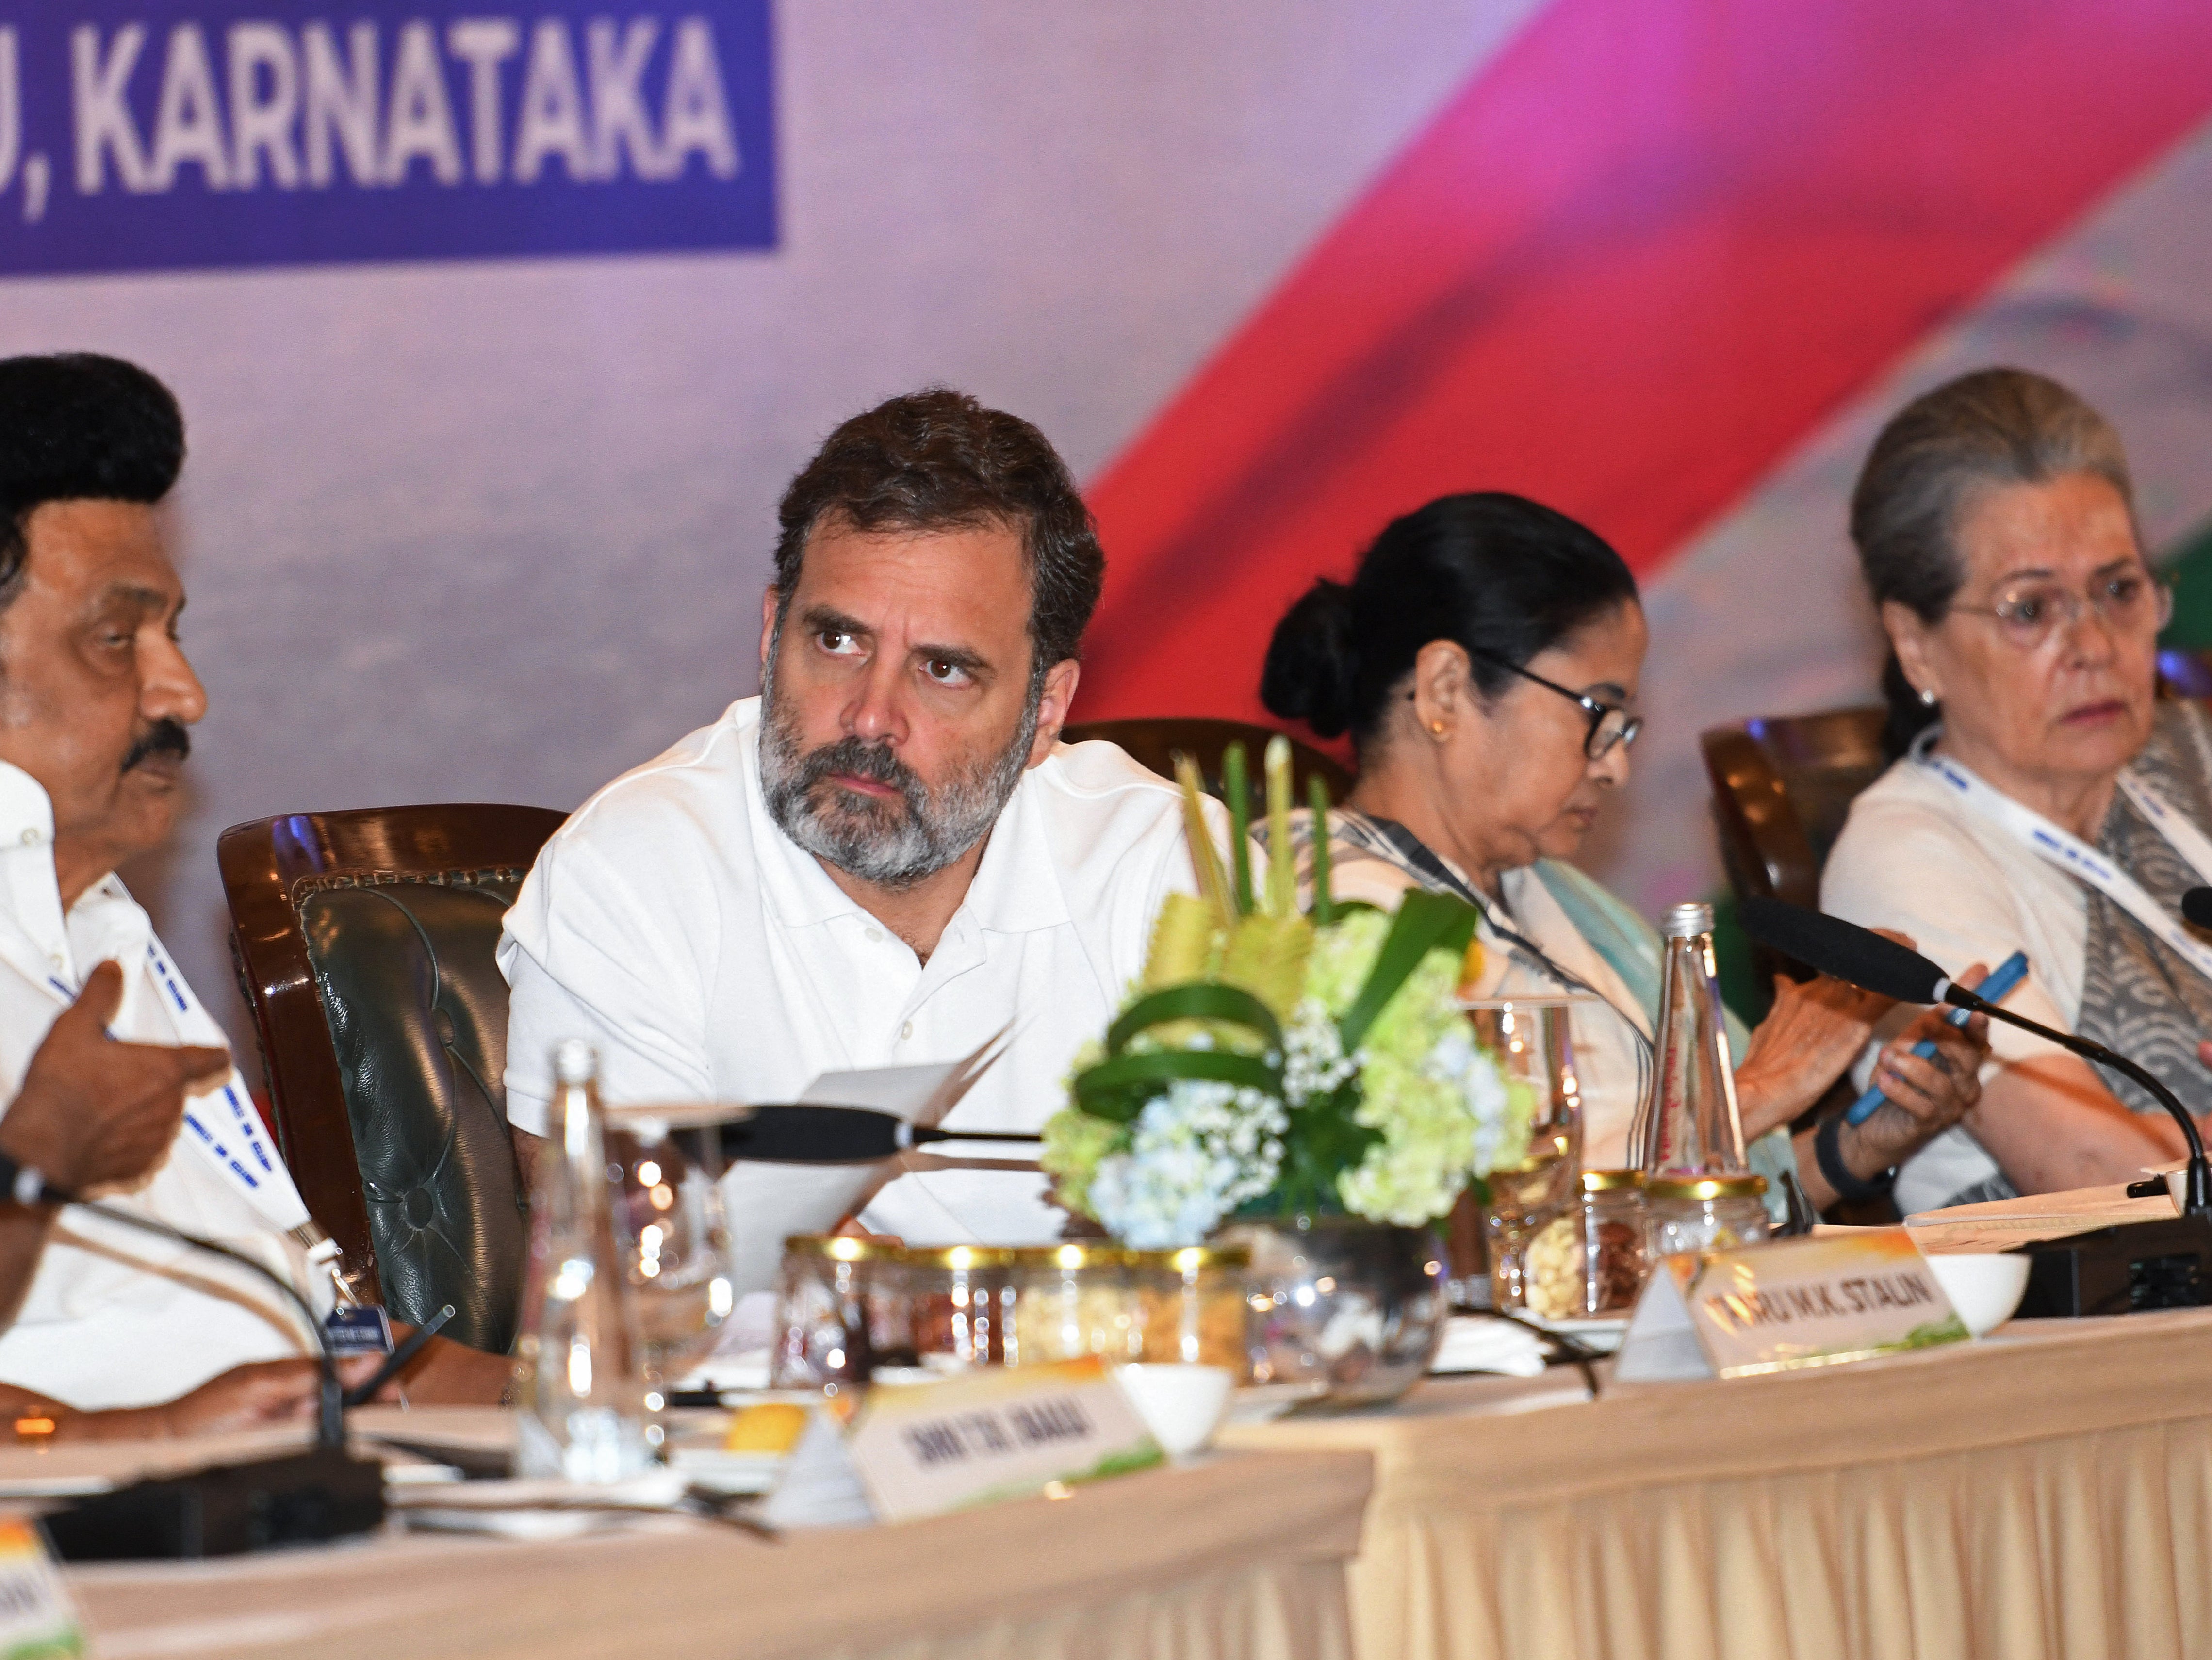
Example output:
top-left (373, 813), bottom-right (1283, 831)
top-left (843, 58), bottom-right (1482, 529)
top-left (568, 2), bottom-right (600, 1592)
top-left (1261, 577), bottom-right (1359, 738)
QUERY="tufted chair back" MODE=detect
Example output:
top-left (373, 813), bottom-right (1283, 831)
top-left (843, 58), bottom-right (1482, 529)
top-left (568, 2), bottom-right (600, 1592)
top-left (219, 805), bottom-right (566, 1354)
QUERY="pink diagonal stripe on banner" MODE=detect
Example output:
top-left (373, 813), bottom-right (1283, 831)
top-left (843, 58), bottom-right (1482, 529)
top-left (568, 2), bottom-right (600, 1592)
top-left (1076, 0), bottom-right (2212, 728)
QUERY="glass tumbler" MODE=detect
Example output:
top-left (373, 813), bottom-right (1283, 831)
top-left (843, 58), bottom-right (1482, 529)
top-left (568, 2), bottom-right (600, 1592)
top-left (1462, 996), bottom-right (1589, 1312)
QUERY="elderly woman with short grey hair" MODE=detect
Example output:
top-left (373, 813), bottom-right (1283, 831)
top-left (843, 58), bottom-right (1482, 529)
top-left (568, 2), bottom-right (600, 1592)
top-left (1825, 367), bottom-right (2212, 1213)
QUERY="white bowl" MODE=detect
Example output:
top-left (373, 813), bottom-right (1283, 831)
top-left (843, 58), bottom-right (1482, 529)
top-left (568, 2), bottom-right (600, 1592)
top-left (1924, 1252), bottom-right (2031, 1337)
top-left (1113, 1364), bottom-right (1234, 1459)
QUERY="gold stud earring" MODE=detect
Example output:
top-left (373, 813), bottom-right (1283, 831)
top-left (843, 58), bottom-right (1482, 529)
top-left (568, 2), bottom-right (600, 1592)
top-left (1429, 720), bottom-right (1448, 738)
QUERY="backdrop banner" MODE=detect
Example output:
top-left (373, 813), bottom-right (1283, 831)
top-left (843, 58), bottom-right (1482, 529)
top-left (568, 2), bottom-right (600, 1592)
top-left (0, 0), bottom-right (776, 274)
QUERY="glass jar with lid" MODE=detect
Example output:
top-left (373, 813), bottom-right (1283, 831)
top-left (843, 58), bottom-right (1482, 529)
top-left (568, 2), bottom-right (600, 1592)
top-left (1572, 1169), bottom-right (1650, 1314)
top-left (1006, 1243), bottom-right (1140, 1367)
top-left (902, 1245), bottom-right (1017, 1371)
top-left (1128, 1244), bottom-right (1252, 1370)
top-left (772, 1234), bottom-right (893, 1388)
top-left (1645, 1173), bottom-right (1770, 1258)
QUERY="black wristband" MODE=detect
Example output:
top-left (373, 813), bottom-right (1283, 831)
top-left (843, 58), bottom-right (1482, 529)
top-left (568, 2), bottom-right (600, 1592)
top-left (1814, 1113), bottom-right (1894, 1205)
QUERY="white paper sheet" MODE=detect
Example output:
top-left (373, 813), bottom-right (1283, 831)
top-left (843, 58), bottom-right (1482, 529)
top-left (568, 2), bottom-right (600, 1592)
top-left (720, 1027), bottom-right (1012, 1295)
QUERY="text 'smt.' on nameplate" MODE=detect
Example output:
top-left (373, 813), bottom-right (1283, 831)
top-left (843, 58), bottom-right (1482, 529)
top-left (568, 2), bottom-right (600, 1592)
top-left (847, 1357), bottom-right (1163, 1524)
top-left (1616, 1228), bottom-right (1969, 1382)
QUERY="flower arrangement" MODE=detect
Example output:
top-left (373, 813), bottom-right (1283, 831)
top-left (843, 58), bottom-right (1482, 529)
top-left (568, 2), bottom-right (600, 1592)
top-left (1042, 739), bottom-right (1533, 1248)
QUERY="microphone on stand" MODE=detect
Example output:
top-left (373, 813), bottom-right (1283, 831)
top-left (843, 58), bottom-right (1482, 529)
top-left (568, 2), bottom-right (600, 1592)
top-left (718, 1104), bottom-right (1042, 1166)
top-left (1738, 896), bottom-right (2212, 1217)
top-left (0, 1152), bottom-right (386, 1558)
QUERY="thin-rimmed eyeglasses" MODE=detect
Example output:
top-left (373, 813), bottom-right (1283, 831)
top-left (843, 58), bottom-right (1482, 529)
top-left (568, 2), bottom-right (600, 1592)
top-left (1412, 650), bottom-right (1642, 760)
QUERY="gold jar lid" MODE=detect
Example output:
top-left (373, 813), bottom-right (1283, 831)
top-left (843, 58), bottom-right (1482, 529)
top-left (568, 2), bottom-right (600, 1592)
top-left (897, 1244), bottom-right (1017, 1269)
top-left (1122, 1244), bottom-right (1251, 1271)
top-left (783, 1233), bottom-right (892, 1263)
top-left (1580, 1169), bottom-right (1643, 1193)
top-left (1005, 1243), bottom-right (1133, 1270)
top-left (1643, 1174), bottom-right (1769, 1202)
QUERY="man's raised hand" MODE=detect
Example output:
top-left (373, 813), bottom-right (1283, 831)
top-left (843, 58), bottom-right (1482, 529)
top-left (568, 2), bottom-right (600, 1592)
top-left (0, 960), bottom-right (230, 1197)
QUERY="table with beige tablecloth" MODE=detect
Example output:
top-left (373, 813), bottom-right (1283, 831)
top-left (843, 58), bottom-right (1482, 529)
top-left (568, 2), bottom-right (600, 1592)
top-left (1225, 1309), bottom-right (2212, 1660)
top-left (63, 1429), bottom-right (1371, 1660)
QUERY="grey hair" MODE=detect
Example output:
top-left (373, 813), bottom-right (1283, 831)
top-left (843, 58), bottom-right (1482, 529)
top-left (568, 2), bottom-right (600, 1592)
top-left (1850, 368), bottom-right (2137, 754)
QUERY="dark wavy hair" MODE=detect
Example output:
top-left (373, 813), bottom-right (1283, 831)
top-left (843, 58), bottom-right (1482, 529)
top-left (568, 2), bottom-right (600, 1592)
top-left (774, 389), bottom-right (1104, 682)
top-left (0, 354), bottom-right (184, 610)
top-left (1852, 368), bottom-right (2135, 758)
top-left (1261, 492), bottom-right (1639, 755)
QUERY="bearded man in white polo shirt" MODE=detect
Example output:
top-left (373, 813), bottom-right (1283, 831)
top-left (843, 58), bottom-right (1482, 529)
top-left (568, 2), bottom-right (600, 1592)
top-left (503, 390), bottom-right (1220, 1270)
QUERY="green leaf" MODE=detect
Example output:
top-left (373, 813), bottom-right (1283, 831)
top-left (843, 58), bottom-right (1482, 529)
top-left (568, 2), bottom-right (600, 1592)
top-left (1106, 982), bottom-right (1283, 1056)
top-left (1335, 889), bottom-right (1480, 1051)
top-left (1072, 1048), bottom-right (1283, 1121)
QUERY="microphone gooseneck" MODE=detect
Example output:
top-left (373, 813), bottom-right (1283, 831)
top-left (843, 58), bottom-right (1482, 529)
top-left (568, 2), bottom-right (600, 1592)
top-left (79, 1200), bottom-right (346, 1448)
top-left (1740, 898), bottom-right (2212, 1216)
top-left (1930, 984), bottom-right (2212, 1215)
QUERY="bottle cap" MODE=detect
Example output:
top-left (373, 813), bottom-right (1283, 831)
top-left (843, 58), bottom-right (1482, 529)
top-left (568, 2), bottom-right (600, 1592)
top-left (1661, 902), bottom-right (1715, 939)
top-left (553, 1040), bottom-right (599, 1086)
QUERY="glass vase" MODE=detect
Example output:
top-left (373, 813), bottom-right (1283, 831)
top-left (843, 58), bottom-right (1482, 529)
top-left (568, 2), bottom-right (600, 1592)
top-left (1216, 1215), bottom-right (1446, 1405)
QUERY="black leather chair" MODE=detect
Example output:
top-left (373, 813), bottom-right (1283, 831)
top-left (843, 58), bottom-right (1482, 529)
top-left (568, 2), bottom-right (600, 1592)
top-left (1060, 717), bottom-right (1354, 805)
top-left (220, 804), bottom-right (566, 1354)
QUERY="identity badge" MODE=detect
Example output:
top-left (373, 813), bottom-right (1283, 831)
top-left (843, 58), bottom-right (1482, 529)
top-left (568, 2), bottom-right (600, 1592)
top-left (325, 1305), bottom-right (394, 1357)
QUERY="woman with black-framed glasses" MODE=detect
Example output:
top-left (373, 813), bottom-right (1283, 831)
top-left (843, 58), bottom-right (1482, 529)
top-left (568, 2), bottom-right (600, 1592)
top-left (1257, 492), bottom-right (1986, 1223)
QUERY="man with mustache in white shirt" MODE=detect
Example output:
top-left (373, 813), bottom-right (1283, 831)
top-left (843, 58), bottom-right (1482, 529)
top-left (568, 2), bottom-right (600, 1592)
top-left (0, 354), bottom-right (505, 1434)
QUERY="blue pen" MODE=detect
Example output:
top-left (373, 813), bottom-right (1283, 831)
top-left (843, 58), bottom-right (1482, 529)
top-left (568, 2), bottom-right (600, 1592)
top-left (1844, 949), bottom-right (2029, 1126)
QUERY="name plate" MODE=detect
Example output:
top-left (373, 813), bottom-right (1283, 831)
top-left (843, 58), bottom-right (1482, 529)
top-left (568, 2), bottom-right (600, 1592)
top-left (848, 1358), bottom-right (1163, 1523)
top-left (0, 1522), bottom-right (82, 1658)
top-left (1616, 1228), bottom-right (1969, 1381)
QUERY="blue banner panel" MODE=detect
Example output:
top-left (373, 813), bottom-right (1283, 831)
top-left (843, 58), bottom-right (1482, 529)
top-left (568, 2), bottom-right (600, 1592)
top-left (0, 1), bottom-right (776, 275)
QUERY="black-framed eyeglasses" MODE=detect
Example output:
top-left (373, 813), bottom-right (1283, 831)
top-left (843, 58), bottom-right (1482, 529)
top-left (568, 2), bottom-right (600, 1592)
top-left (1438, 649), bottom-right (1642, 759)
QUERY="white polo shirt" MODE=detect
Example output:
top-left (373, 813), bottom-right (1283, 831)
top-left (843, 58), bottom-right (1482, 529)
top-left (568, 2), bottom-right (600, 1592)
top-left (0, 764), bottom-right (318, 1410)
top-left (500, 698), bottom-right (1213, 1263)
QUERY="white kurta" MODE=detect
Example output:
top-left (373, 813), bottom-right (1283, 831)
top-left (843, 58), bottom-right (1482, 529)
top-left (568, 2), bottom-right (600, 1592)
top-left (500, 698), bottom-right (1212, 1260)
top-left (0, 765), bottom-right (319, 1410)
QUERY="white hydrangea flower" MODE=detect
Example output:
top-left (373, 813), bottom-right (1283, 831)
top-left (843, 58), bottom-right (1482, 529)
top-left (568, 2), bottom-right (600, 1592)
top-left (1088, 1079), bottom-right (1287, 1248)
top-left (1422, 1025), bottom-right (1523, 1173)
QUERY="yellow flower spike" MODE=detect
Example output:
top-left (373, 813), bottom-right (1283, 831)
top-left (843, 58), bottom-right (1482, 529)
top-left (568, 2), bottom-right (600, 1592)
top-left (1220, 911), bottom-right (1314, 1025)
top-left (1457, 935), bottom-right (1486, 999)
top-left (1144, 893), bottom-right (1223, 990)
top-left (1264, 736), bottom-right (1295, 919)
top-left (1173, 751), bottom-right (1238, 930)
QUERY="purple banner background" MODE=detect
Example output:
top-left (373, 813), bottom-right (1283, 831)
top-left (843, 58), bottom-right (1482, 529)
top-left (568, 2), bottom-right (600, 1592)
top-left (0, 1), bottom-right (775, 274)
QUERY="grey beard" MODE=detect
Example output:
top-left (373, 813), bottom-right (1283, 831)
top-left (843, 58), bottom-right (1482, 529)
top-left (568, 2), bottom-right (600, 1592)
top-left (760, 662), bottom-right (1039, 890)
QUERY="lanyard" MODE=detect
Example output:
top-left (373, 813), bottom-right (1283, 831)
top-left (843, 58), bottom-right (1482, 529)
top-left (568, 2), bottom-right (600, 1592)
top-left (138, 936), bottom-right (319, 1238)
top-left (1916, 740), bottom-right (2212, 989)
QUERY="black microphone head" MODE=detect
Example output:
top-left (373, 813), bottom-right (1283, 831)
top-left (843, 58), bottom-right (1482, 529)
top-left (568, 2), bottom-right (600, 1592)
top-left (1736, 896), bottom-right (1949, 1004)
top-left (719, 1105), bottom-right (906, 1165)
top-left (2184, 887), bottom-right (2212, 931)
